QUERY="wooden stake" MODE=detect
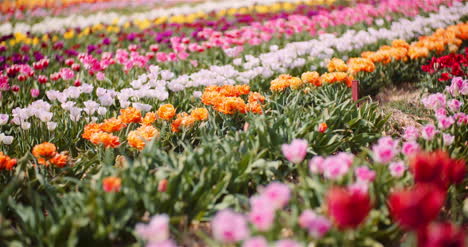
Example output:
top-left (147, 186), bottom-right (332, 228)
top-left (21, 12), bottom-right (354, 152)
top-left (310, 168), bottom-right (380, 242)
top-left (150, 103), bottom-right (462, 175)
top-left (352, 80), bottom-right (360, 103)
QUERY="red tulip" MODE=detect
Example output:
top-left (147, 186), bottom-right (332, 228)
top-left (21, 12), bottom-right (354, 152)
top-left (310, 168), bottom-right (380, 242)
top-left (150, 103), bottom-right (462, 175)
top-left (33, 62), bottom-right (43, 70)
top-left (318, 123), bottom-right (328, 133)
top-left (11, 85), bottom-right (20, 92)
top-left (50, 73), bottom-right (61, 81)
top-left (438, 72), bottom-right (451, 81)
top-left (417, 222), bottom-right (465, 247)
top-left (388, 184), bottom-right (445, 230)
top-left (73, 80), bottom-right (81, 87)
top-left (410, 151), bottom-right (466, 189)
top-left (71, 63), bottom-right (81, 71)
top-left (158, 179), bottom-right (168, 192)
top-left (37, 75), bottom-right (48, 84)
top-left (17, 74), bottom-right (27, 81)
top-left (445, 158), bottom-right (466, 185)
top-left (65, 59), bottom-right (74, 66)
top-left (326, 187), bottom-right (371, 229)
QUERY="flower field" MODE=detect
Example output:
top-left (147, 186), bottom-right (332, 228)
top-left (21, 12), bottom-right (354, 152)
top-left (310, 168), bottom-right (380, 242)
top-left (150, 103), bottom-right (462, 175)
top-left (0, 0), bottom-right (467, 246)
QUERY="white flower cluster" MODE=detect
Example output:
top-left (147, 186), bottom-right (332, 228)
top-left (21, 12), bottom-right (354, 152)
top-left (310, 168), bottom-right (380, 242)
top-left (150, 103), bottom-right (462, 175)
top-left (0, 0), bottom-right (310, 35)
top-left (10, 100), bottom-right (55, 130)
top-left (0, 114), bottom-right (13, 145)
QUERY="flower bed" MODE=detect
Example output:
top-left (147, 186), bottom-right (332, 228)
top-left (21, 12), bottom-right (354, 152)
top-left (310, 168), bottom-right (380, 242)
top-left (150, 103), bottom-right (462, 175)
top-left (0, 0), bottom-right (466, 246)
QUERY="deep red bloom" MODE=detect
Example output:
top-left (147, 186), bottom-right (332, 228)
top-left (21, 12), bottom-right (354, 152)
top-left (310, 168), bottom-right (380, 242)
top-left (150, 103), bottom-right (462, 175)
top-left (446, 159), bottom-right (466, 185)
top-left (410, 151), bottom-right (466, 189)
top-left (73, 80), bottom-right (81, 87)
top-left (421, 64), bottom-right (434, 74)
top-left (417, 222), bottom-right (465, 247)
top-left (438, 73), bottom-right (451, 81)
top-left (450, 63), bottom-right (463, 76)
top-left (326, 187), bottom-right (371, 229)
top-left (388, 184), bottom-right (445, 230)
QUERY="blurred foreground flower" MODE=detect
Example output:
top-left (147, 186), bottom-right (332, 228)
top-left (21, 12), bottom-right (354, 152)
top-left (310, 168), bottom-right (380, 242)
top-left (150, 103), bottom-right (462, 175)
top-left (102, 176), bottom-right (121, 193)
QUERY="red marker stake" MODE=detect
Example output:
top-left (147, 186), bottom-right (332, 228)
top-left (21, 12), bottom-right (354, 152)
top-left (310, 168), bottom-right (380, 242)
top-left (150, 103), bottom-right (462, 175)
top-left (352, 80), bottom-right (360, 106)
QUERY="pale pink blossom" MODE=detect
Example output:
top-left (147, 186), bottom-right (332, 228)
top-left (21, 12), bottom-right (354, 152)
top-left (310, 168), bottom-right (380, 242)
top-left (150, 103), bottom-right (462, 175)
top-left (437, 115), bottom-right (454, 130)
top-left (348, 181), bottom-right (369, 194)
top-left (335, 152), bottom-right (354, 167)
top-left (0, 114), bottom-right (9, 125)
top-left (30, 88), bottom-right (40, 98)
top-left (243, 237), bottom-right (268, 247)
top-left (401, 141), bottom-right (419, 156)
top-left (454, 113), bottom-right (467, 125)
top-left (421, 124), bottom-right (438, 140)
top-left (372, 138), bottom-right (397, 164)
top-left (389, 161), bottom-right (406, 178)
top-left (446, 77), bottom-right (468, 96)
top-left (435, 108), bottom-right (447, 118)
top-left (156, 52), bottom-right (168, 62)
top-left (323, 156), bottom-right (350, 180)
top-left (190, 60), bottom-right (198, 67)
top-left (448, 99), bottom-right (462, 112)
top-left (59, 68), bottom-right (75, 80)
top-left (403, 126), bottom-right (419, 141)
top-left (147, 240), bottom-right (178, 247)
top-left (248, 196), bottom-right (275, 231)
top-left (135, 214), bottom-right (170, 244)
top-left (309, 156), bottom-right (325, 174)
top-left (442, 133), bottom-right (455, 146)
top-left (281, 139), bottom-right (308, 164)
top-left (261, 182), bottom-right (290, 209)
top-left (377, 136), bottom-right (399, 149)
top-left (275, 239), bottom-right (301, 247)
top-left (96, 72), bottom-right (106, 81)
top-left (212, 209), bottom-right (249, 243)
top-left (298, 210), bottom-right (331, 238)
top-left (354, 166), bottom-right (376, 183)
top-left (421, 93), bottom-right (446, 110)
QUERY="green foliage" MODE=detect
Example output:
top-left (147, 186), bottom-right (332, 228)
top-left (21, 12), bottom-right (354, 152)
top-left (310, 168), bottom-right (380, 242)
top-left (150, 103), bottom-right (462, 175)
top-left (0, 85), bottom-right (388, 246)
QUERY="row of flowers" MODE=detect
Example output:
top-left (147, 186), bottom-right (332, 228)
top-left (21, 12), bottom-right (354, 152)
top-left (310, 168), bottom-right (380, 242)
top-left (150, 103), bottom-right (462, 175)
top-left (1, 0), bottom-right (440, 78)
top-left (0, 0), bottom-right (201, 22)
top-left (0, 0), bottom-right (337, 35)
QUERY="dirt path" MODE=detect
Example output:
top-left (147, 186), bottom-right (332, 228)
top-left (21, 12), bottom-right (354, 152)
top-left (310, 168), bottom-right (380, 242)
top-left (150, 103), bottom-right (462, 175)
top-left (375, 83), bottom-right (433, 136)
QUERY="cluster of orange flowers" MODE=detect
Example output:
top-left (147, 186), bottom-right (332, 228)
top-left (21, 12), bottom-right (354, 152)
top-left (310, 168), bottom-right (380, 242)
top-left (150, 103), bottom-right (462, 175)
top-left (407, 23), bottom-right (466, 58)
top-left (270, 71), bottom-right (355, 92)
top-left (171, 108), bottom-right (209, 132)
top-left (32, 142), bottom-right (69, 167)
top-left (0, 152), bottom-right (17, 171)
top-left (345, 23), bottom-right (468, 74)
top-left (82, 105), bottom-right (209, 150)
top-left (201, 85), bottom-right (265, 114)
top-left (83, 107), bottom-right (151, 149)
top-left (327, 57), bottom-right (376, 75)
top-left (360, 40), bottom-right (410, 64)
top-left (128, 125), bottom-right (160, 150)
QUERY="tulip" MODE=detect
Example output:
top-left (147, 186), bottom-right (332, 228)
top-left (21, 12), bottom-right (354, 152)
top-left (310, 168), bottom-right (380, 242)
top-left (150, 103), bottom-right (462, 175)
top-left (410, 151), bottom-right (466, 189)
top-left (281, 139), bottom-right (308, 164)
top-left (388, 183), bottom-right (445, 230)
top-left (417, 222), bottom-right (465, 247)
top-left (326, 187), bottom-right (371, 229)
top-left (212, 209), bottom-right (249, 243)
